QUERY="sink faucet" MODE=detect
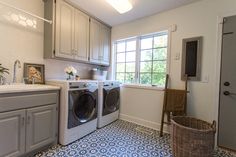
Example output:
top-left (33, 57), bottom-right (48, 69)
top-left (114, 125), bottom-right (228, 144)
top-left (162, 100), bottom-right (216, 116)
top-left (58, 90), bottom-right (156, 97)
top-left (13, 60), bottom-right (21, 83)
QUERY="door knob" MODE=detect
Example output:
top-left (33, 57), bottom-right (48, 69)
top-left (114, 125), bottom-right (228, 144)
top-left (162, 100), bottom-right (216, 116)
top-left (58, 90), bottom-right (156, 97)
top-left (223, 91), bottom-right (230, 96)
top-left (223, 91), bottom-right (236, 96)
top-left (224, 82), bottom-right (230, 86)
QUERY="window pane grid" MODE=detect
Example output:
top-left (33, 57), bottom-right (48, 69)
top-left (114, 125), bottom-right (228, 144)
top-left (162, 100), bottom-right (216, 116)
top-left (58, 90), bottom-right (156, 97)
top-left (141, 47), bottom-right (168, 51)
top-left (115, 31), bottom-right (168, 87)
top-left (115, 39), bottom-right (136, 83)
top-left (139, 59), bottom-right (166, 62)
top-left (117, 50), bottom-right (137, 53)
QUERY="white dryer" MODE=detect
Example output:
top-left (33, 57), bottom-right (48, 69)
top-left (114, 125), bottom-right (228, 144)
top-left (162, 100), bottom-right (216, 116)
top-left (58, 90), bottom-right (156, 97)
top-left (47, 80), bottom-right (98, 145)
top-left (97, 81), bottom-right (120, 128)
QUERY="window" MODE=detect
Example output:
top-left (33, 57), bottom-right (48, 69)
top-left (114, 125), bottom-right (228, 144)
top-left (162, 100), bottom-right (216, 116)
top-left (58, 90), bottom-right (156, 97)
top-left (115, 38), bottom-right (136, 83)
top-left (114, 31), bottom-right (169, 87)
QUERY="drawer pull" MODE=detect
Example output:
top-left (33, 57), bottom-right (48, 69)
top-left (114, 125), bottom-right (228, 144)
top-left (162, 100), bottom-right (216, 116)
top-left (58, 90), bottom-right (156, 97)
top-left (22, 117), bottom-right (25, 126)
top-left (27, 116), bottom-right (30, 124)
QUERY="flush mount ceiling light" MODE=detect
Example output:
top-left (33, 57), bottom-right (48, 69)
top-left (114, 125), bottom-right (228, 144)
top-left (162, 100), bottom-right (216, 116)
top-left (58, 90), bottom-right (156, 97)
top-left (106, 0), bottom-right (133, 14)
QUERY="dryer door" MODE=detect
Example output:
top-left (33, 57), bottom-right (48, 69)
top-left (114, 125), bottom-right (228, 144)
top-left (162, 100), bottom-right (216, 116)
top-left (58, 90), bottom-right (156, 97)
top-left (73, 91), bottom-right (96, 123)
top-left (103, 87), bottom-right (120, 116)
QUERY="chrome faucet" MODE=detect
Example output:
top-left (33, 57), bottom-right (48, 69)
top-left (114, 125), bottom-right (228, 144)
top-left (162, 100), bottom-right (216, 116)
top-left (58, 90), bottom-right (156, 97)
top-left (13, 59), bottom-right (21, 83)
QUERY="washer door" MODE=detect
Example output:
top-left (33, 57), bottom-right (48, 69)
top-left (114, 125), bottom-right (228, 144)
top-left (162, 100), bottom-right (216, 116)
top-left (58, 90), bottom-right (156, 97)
top-left (104, 87), bottom-right (120, 115)
top-left (73, 92), bottom-right (96, 123)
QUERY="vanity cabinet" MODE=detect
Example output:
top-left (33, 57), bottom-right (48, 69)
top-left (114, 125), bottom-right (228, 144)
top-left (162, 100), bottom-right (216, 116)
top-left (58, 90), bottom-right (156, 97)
top-left (55, 0), bottom-right (89, 61)
top-left (90, 18), bottom-right (111, 66)
top-left (0, 91), bottom-right (59, 157)
top-left (0, 110), bottom-right (25, 157)
top-left (26, 105), bottom-right (57, 152)
top-left (44, 0), bottom-right (111, 66)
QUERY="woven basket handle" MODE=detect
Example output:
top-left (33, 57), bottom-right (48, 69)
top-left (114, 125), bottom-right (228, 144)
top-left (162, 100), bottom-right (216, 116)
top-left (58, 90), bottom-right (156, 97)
top-left (212, 120), bottom-right (216, 133)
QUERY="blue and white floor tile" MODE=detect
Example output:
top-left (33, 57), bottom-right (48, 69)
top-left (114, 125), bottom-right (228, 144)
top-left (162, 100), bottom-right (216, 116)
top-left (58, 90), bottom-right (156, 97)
top-left (35, 120), bottom-right (236, 157)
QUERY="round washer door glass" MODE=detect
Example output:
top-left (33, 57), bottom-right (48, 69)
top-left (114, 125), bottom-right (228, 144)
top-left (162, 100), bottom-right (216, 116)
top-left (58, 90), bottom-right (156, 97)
top-left (105, 88), bottom-right (120, 112)
top-left (73, 92), bottom-right (96, 123)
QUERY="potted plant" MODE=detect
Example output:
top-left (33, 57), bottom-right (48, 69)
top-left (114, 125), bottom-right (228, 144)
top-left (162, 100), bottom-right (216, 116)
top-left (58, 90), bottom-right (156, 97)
top-left (0, 64), bottom-right (9, 85)
top-left (64, 66), bottom-right (77, 80)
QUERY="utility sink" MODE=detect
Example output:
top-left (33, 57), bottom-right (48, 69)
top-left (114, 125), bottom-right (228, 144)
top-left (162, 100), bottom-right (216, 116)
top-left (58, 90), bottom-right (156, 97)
top-left (0, 84), bottom-right (60, 94)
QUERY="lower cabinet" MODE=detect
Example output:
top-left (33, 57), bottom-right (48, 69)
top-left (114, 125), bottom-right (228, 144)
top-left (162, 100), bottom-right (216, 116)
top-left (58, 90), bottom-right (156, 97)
top-left (0, 104), bottom-right (57, 157)
top-left (0, 110), bottom-right (25, 157)
top-left (26, 105), bottom-right (57, 152)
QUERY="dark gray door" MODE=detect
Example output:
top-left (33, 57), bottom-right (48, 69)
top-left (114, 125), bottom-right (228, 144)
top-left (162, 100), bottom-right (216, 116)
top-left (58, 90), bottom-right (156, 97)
top-left (218, 15), bottom-right (236, 151)
top-left (26, 104), bottom-right (56, 152)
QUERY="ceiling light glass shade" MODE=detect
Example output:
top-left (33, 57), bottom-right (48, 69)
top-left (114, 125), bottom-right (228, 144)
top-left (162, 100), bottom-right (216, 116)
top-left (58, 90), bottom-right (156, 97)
top-left (106, 0), bottom-right (133, 14)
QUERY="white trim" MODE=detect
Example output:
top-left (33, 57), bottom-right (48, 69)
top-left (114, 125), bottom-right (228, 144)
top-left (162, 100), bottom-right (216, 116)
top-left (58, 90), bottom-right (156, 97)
top-left (135, 37), bottom-right (140, 83)
top-left (121, 83), bottom-right (164, 91)
top-left (119, 113), bottom-right (169, 133)
top-left (111, 42), bottom-right (116, 80)
top-left (214, 11), bottom-right (236, 147)
top-left (166, 27), bottom-right (172, 75)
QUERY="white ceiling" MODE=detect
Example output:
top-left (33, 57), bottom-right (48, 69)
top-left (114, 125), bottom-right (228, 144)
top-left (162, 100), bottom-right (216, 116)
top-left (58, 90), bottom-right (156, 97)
top-left (68, 0), bottom-right (201, 26)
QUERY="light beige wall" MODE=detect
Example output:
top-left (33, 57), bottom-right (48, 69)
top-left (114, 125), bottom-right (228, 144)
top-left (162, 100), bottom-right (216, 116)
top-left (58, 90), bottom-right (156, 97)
top-left (0, 0), bottom-right (96, 83)
top-left (112, 0), bottom-right (236, 129)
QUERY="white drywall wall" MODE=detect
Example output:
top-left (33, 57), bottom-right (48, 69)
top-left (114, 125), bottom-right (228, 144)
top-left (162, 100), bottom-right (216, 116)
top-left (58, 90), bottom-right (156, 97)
top-left (112, 0), bottom-right (236, 129)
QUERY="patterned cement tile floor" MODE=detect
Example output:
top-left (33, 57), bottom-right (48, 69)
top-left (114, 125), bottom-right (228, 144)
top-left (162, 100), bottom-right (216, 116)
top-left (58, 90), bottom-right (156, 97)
top-left (35, 120), bottom-right (236, 157)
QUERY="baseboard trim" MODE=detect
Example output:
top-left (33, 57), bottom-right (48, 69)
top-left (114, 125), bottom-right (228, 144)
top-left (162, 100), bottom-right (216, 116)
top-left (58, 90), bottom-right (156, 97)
top-left (119, 113), bottom-right (169, 133)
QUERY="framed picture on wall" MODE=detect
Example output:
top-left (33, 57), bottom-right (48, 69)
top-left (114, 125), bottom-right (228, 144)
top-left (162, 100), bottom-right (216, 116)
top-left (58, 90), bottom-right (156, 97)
top-left (23, 63), bottom-right (45, 84)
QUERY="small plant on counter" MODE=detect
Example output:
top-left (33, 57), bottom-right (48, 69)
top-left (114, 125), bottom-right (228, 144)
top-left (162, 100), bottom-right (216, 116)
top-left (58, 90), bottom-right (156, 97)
top-left (0, 64), bottom-right (9, 77)
top-left (0, 64), bottom-right (9, 85)
top-left (64, 66), bottom-right (77, 80)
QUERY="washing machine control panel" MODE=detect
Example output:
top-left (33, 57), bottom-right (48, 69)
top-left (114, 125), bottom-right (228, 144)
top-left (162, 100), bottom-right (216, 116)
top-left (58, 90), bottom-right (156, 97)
top-left (69, 82), bottom-right (98, 89)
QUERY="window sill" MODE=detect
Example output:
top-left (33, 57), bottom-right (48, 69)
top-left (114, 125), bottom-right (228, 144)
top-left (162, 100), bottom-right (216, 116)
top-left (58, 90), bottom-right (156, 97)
top-left (120, 83), bottom-right (165, 91)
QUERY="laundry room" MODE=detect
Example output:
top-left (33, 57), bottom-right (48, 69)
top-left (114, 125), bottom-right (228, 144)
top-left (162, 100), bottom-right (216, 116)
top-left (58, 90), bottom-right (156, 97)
top-left (0, 0), bottom-right (236, 157)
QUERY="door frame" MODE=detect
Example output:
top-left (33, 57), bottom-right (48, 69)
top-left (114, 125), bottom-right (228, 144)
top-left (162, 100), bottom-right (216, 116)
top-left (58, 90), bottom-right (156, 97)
top-left (214, 11), bottom-right (236, 148)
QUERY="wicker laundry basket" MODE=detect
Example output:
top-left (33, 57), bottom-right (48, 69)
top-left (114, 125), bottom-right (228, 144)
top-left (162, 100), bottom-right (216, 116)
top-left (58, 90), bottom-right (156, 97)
top-left (170, 116), bottom-right (216, 157)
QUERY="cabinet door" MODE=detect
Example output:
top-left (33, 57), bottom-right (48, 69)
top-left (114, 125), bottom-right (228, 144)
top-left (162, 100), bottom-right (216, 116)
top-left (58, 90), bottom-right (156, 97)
top-left (55, 0), bottom-right (74, 59)
top-left (26, 105), bottom-right (56, 152)
top-left (74, 9), bottom-right (89, 61)
top-left (100, 25), bottom-right (111, 66)
top-left (90, 18), bottom-right (101, 64)
top-left (0, 110), bottom-right (25, 157)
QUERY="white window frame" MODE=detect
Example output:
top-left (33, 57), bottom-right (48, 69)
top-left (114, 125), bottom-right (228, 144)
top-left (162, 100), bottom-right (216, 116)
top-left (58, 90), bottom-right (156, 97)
top-left (112, 28), bottom-right (171, 89)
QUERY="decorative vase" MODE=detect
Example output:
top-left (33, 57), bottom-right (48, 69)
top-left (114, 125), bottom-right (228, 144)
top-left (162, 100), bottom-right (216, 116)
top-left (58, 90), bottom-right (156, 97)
top-left (67, 74), bottom-right (72, 80)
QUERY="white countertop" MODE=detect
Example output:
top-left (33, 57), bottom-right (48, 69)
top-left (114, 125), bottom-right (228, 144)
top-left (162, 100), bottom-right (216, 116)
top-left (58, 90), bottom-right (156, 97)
top-left (0, 84), bottom-right (60, 94)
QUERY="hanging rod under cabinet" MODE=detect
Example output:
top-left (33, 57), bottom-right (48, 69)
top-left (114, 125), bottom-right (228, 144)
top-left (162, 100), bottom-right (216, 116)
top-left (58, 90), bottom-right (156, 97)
top-left (0, 1), bottom-right (53, 24)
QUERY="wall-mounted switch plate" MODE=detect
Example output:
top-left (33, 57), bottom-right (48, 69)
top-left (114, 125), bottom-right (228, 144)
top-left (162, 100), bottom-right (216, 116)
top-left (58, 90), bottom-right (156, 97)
top-left (171, 24), bottom-right (177, 32)
top-left (202, 75), bottom-right (209, 83)
top-left (174, 52), bottom-right (180, 60)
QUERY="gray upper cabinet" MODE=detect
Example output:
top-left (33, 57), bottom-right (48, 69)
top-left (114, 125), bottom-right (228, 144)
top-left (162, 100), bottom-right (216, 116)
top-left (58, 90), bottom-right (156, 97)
top-left (0, 110), bottom-right (25, 157)
top-left (90, 18), bottom-right (101, 64)
top-left (26, 105), bottom-right (57, 152)
top-left (100, 24), bottom-right (111, 65)
top-left (74, 9), bottom-right (89, 61)
top-left (55, 0), bottom-right (74, 59)
top-left (44, 0), bottom-right (111, 65)
top-left (55, 0), bottom-right (89, 61)
top-left (90, 18), bottom-right (111, 66)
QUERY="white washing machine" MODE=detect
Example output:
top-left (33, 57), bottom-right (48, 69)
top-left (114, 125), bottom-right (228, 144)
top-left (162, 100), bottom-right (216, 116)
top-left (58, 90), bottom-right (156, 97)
top-left (97, 80), bottom-right (120, 128)
top-left (47, 80), bottom-right (98, 145)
